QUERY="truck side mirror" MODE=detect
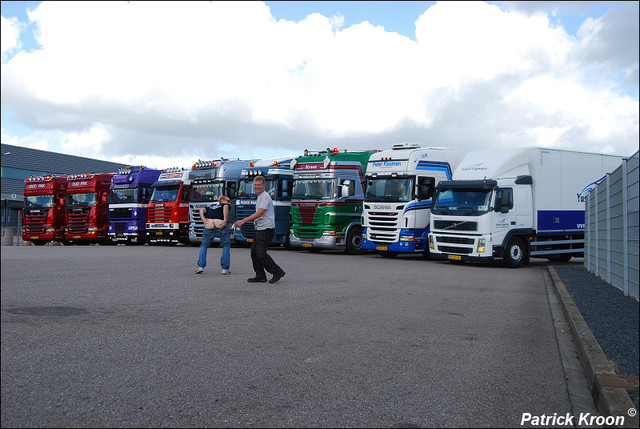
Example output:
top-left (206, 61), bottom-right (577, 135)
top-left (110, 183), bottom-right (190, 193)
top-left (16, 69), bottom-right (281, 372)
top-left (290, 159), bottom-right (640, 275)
top-left (101, 193), bottom-right (109, 204)
top-left (340, 180), bottom-right (352, 198)
top-left (59, 198), bottom-right (66, 207)
top-left (417, 177), bottom-right (434, 200)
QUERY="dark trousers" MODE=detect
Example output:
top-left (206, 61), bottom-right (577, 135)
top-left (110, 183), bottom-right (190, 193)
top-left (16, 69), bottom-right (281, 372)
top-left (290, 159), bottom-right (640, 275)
top-left (251, 228), bottom-right (283, 279)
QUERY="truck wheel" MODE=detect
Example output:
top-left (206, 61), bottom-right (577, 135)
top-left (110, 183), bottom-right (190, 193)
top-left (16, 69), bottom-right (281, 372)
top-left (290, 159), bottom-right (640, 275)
top-left (505, 238), bottom-right (528, 268)
top-left (422, 246), bottom-right (432, 259)
top-left (284, 235), bottom-right (293, 250)
top-left (346, 227), bottom-right (363, 255)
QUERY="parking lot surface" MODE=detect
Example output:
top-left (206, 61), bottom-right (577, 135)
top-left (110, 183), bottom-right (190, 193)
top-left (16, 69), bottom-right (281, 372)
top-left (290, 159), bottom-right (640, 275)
top-left (2, 245), bottom-right (579, 427)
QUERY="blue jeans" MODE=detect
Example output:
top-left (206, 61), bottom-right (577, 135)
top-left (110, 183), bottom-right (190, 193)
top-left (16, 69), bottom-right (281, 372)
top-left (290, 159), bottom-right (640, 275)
top-left (197, 225), bottom-right (231, 270)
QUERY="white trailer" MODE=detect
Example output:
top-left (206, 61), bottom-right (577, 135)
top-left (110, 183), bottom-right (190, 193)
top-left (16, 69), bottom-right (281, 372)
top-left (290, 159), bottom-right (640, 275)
top-left (362, 143), bottom-right (460, 257)
top-left (428, 147), bottom-right (623, 267)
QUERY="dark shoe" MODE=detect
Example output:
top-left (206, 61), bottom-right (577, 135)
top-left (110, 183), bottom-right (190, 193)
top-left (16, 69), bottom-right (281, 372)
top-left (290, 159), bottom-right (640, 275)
top-left (269, 271), bottom-right (286, 283)
top-left (247, 277), bottom-right (267, 283)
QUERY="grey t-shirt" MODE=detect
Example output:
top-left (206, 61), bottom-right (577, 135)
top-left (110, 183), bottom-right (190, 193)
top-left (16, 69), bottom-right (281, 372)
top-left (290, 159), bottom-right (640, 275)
top-left (254, 191), bottom-right (275, 230)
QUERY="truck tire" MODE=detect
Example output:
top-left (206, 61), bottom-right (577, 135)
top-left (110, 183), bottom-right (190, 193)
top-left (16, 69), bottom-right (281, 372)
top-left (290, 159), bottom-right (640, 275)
top-left (505, 237), bottom-right (528, 268)
top-left (422, 246), bottom-right (431, 259)
top-left (346, 226), bottom-right (363, 255)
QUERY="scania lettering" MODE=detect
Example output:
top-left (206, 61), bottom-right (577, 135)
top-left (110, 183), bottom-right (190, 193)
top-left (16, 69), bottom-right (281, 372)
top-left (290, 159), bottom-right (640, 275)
top-left (108, 166), bottom-right (161, 244)
top-left (21, 175), bottom-right (68, 245)
top-left (64, 173), bottom-right (114, 244)
top-left (188, 159), bottom-right (253, 244)
top-left (362, 143), bottom-right (460, 257)
top-left (428, 147), bottom-right (623, 267)
top-left (289, 148), bottom-right (377, 254)
top-left (145, 167), bottom-right (191, 245)
top-left (235, 157), bottom-right (294, 246)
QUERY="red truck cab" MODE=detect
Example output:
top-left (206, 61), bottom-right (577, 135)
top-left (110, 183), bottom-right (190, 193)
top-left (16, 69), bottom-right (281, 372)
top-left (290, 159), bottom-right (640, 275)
top-left (22, 175), bottom-right (68, 245)
top-left (64, 173), bottom-right (114, 244)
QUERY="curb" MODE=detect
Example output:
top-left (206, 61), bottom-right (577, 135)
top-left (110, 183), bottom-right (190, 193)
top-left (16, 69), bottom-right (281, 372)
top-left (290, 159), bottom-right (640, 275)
top-left (548, 266), bottom-right (638, 428)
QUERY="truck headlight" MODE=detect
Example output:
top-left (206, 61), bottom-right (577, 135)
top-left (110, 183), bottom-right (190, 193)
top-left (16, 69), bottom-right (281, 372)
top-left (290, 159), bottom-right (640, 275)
top-left (400, 235), bottom-right (415, 242)
top-left (429, 235), bottom-right (435, 249)
top-left (323, 230), bottom-right (336, 236)
top-left (477, 238), bottom-right (486, 253)
top-left (128, 225), bottom-right (138, 231)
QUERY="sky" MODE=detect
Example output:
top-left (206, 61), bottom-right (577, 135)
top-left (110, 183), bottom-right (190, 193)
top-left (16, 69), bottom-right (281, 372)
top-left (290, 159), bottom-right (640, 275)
top-left (1, 1), bottom-right (638, 170)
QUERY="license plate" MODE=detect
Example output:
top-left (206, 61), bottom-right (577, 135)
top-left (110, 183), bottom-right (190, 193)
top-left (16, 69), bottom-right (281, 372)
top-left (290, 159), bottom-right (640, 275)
top-left (32, 236), bottom-right (39, 239)
top-left (247, 238), bottom-right (253, 243)
top-left (448, 255), bottom-right (462, 261)
top-left (302, 243), bottom-right (312, 248)
top-left (376, 246), bottom-right (388, 251)
top-left (156, 232), bottom-right (163, 235)
top-left (74, 235), bottom-right (81, 239)
top-left (117, 234), bottom-right (124, 237)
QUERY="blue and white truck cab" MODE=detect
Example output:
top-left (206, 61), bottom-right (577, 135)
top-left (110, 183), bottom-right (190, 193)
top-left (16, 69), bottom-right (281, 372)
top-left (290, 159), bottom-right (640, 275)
top-left (362, 143), bottom-right (460, 257)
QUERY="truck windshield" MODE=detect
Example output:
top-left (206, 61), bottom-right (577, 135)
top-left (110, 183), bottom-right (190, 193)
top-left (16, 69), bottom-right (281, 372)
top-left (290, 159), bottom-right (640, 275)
top-left (192, 182), bottom-right (225, 203)
top-left (110, 188), bottom-right (139, 204)
top-left (24, 195), bottom-right (55, 209)
top-left (432, 189), bottom-right (492, 215)
top-left (68, 193), bottom-right (97, 206)
top-left (237, 179), bottom-right (276, 199)
top-left (365, 177), bottom-right (413, 202)
top-left (292, 178), bottom-right (334, 200)
top-left (151, 186), bottom-right (179, 202)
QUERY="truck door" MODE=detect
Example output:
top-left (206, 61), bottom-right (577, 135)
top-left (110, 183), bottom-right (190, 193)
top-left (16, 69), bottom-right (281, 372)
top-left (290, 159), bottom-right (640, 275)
top-left (492, 187), bottom-right (516, 247)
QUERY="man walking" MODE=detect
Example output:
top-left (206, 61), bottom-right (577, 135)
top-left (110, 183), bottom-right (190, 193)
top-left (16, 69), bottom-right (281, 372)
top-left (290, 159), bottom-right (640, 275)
top-left (235, 176), bottom-right (286, 283)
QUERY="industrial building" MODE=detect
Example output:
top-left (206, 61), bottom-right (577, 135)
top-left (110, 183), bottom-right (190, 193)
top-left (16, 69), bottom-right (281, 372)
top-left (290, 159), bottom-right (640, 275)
top-left (1, 143), bottom-right (128, 241)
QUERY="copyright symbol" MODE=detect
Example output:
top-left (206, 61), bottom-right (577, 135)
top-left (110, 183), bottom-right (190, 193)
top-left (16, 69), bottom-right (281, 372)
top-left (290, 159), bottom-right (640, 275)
top-left (629, 408), bottom-right (637, 417)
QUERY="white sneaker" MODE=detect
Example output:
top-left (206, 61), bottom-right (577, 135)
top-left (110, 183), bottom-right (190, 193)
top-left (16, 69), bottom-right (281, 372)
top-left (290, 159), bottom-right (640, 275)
top-left (195, 267), bottom-right (204, 274)
top-left (222, 269), bottom-right (230, 275)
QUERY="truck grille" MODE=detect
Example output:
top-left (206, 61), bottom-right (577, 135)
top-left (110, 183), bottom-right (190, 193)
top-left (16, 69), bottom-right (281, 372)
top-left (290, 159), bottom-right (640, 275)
top-left (148, 206), bottom-right (171, 223)
top-left (24, 212), bottom-right (47, 234)
top-left (189, 207), bottom-right (204, 239)
top-left (366, 210), bottom-right (399, 244)
top-left (109, 207), bottom-right (133, 219)
top-left (437, 245), bottom-right (473, 254)
top-left (112, 222), bottom-right (127, 233)
top-left (67, 210), bottom-right (89, 234)
top-left (295, 227), bottom-right (321, 239)
top-left (433, 220), bottom-right (478, 231)
top-left (437, 236), bottom-right (475, 245)
top-left (236, 204), bottom-right (256, 239)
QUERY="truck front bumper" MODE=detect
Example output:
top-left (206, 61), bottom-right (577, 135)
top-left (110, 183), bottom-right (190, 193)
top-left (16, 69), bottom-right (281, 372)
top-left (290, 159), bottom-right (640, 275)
top-left (289, 233), bottom-right (344, 250)
top-left (362, 238), bottom-right (427, 253)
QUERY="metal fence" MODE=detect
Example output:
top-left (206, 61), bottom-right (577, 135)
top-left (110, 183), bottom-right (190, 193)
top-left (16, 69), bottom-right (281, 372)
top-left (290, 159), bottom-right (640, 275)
top-left (585, 151), bottom-right (639, 299)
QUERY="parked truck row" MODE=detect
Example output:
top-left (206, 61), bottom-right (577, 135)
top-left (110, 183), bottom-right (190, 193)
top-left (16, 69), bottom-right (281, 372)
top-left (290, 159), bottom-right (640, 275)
top-left (21, 146), bottom-right (625, 267)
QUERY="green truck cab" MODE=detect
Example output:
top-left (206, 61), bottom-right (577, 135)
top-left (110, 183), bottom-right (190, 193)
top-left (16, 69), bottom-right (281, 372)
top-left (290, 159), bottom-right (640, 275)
top-left (289, 148), bottom-right (377, 254)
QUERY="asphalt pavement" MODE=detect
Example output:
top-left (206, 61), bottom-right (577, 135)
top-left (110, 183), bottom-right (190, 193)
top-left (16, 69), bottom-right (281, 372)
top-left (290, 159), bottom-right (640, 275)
top-left (0, 245), bottom-right (612, 427)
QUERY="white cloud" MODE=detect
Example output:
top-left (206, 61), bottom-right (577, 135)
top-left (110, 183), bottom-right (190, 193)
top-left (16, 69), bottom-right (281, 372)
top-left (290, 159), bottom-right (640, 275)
top-left (1, 0), bottom-right (638, 169)
top-left (1, 15), bottom-right (23, 62)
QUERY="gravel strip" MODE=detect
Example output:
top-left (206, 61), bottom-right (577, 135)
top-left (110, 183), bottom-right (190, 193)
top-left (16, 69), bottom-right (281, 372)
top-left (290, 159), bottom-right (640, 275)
top-left (553, 266), bottom-right (639, 409)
